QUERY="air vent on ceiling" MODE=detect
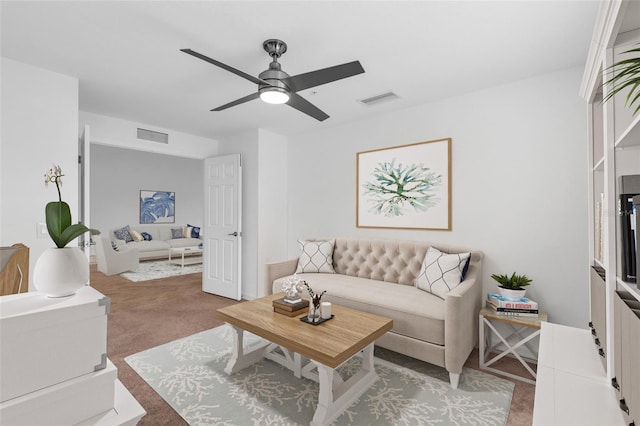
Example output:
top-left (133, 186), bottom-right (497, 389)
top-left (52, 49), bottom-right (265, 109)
top-left (137, 128), bottom-right (169, 144)
top-left (358, 91), bottom-right (399, 106)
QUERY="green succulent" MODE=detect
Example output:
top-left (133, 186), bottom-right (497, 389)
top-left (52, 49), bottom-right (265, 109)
top-left (490, 272), bottom-right (532, 289)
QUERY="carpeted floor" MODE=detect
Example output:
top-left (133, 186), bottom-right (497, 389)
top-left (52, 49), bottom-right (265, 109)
top-left (90, 264), bottom-right (536, 426)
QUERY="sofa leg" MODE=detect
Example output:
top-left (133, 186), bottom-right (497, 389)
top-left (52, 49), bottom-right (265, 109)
top-left (449, 372), bottom-right (460, 389)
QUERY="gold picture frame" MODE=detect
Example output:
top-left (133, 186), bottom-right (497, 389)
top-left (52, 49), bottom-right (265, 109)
top-left (356, 138), bottom-right (451, 230)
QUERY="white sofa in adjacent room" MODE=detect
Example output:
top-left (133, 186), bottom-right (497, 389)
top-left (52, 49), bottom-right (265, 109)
top-left (109, 224), bottom-right (201, 260)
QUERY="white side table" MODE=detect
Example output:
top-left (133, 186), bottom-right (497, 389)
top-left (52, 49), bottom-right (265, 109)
top-left (479, 306), bottom-right (547, 384)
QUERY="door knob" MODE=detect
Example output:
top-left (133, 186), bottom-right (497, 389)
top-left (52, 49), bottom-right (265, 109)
top-left (228, 232), bottom-right (238, 237)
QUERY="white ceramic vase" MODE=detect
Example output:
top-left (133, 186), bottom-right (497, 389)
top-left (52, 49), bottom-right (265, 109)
top-left (498, 286), bottom-right (527, 301)
top-left (33, 247), bottom-right (89, 297)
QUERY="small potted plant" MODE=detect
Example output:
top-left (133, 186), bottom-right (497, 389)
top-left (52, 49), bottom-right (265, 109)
top-left (491, 272), bottom-right (532, 300)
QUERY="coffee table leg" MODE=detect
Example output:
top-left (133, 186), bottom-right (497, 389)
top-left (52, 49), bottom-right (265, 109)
top-left (224, 325), bottom-right (269, 375)
top-left (310, 343), bottom-right (378, 426)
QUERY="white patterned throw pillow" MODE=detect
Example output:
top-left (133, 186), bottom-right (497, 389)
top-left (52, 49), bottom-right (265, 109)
top-left (296, 239), bottom-right (336, 274)
top-left (416, 247), bottom-right (471, 299)
top-left (113, 225), bottom-right (133, 243)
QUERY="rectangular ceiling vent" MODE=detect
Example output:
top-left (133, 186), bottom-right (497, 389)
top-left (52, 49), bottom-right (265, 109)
top-left (137, 128), bottom-right (169, 144)
top-left (358, 91), bottom-right (399, 106)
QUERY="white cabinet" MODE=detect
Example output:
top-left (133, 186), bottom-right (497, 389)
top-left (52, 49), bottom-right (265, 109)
top-left (533, 322), bottom-right (625, 425)
top-left (584, 0), bottom-right (640, 375)
top-left (0, 286), bottom-right (145, 425)
top-left (0, 286), bottom-right (109, 402)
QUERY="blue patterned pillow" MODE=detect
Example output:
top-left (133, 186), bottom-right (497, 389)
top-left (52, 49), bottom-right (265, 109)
top-left (171, 228), bottom-right (183, 239)
top-left (141, 232), bottom-right (152, 241)
top-left (113, 225), bottom-right (133, 242)
top-left (188, 224), bottom-right (201, 238)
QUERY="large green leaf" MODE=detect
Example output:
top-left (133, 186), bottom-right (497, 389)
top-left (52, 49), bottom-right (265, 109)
top-left (45, 201), bottom-right (72, 247)
top-left (45, 201), bottom-right (100, 248)
top-left (58, 223), bottom-right (97, 248)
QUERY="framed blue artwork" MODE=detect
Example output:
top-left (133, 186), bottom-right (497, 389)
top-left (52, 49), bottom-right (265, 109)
top-left (140, 190), bottom-right (175, 224)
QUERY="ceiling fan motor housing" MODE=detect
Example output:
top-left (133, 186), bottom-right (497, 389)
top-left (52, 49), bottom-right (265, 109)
top-left (258, 66), bottom-right (291, 93)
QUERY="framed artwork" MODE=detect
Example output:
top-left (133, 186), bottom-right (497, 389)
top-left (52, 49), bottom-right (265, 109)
top-left (356, 138), bottom-right (451, 230)
top-left (140, 190), bottom-right (175, 224)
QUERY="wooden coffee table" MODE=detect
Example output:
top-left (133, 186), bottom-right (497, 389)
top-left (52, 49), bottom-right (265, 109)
top-left (216, 293), bottom-right (393, 426)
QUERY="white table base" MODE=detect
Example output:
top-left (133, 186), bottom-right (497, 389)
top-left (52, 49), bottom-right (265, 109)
top-left (225, 324), bottom-right (378, 426)
top-left (479, 314), bottom-right (540, 384)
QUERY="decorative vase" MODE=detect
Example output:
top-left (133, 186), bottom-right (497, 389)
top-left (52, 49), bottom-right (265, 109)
top-left (498, 286), bottom-right (527, 301)
top-left (308, 305), bottom-right (321, 323)
top-left (33, 247), bottom-right (89, 297)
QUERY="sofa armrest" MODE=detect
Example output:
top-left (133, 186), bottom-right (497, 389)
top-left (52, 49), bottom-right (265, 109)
top-left (444, 252), bottom-right (484, 374)
top-left (113, 238), bottom-right (126, 248)
top-left (263, 258), bottom-right (298, 295)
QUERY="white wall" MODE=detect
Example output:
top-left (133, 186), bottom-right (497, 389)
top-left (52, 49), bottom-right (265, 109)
top-left (79, 111), bottom-right (219, 160)
top-left (257, 129), bottom-right (288, 297)
top-left (287, 67), bottom-right (589, 328)
top-left (1, 57), bottom-right (79, 290)
top-left (90, 144), bottom-right (204, 236)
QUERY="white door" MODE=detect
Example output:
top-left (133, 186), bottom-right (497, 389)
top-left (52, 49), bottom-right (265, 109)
top-left (203, 154), bottom-right (242, 300)
top-left (78, 125), bottom-right (91, 263)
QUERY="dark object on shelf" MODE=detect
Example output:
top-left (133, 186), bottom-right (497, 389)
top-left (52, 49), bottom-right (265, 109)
top-left (620, 175), bottom-right (640, 284)
top-left (634, 194), bottom-right (640, 286)
top-left (300, 314), bottom-right (334, 325)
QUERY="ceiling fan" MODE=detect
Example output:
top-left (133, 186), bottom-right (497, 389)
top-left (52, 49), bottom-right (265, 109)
top-left (181, 39), bottom-right (365, 121)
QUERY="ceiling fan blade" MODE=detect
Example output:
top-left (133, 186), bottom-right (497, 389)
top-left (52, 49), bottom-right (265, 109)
top-left (181, 48), bottom-right (270, 86)
top-left (211, 92), bottom-right (260, 111)
top-left (283, 61), bottom-right (365, 92)
top-left (286, 93), bottom-right (329, 121)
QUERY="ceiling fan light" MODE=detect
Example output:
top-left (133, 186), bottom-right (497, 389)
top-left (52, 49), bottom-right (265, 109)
top-left (260, 87), bottom-right (290, 104)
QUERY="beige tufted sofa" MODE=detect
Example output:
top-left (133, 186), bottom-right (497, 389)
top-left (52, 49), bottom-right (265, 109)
top-left (265, 237), bottom-right (483, 388)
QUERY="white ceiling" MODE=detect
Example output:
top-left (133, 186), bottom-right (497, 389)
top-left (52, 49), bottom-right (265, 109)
top-left (0, 1), bottom-right (600, 140)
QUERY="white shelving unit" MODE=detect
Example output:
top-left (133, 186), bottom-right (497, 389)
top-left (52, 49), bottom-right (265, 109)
top-left (534, 1), bottom-right (640, 424)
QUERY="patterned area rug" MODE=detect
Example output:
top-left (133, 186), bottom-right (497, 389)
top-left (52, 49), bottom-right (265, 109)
top-left (120, 259), bottom-right (202, 282)
top-left (126, 325), bottom-right (514, 425)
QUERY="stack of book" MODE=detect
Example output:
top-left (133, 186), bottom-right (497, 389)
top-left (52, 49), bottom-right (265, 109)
top-left (486, 293), bottom-right (539, 317)
top-left (272, 297), bottom-right (309, 317)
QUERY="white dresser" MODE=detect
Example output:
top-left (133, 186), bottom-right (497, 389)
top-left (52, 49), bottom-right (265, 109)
top-left (0, 286), bottom-right (145, 425)
top-left (533, 322), bottom-right (625, 425)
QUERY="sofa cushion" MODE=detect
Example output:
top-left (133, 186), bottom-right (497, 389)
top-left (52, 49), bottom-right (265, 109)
top-left (113, 225), bottom-right (133, 243)
top-left (171, 228), bottom-right (183, 239)
top-left (296, 239), bottom-right (336, 274)
top-left (274, 273), bottom-right (445, 345)
top-left (415, 247), bottom-right (470, 299)
top-left (141, 232), bottom-right (153, 241)
top-left (127, 240), bottom-right (170, 253)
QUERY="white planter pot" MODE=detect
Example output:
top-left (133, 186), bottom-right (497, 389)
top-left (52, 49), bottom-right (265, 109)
top-left (33, 247), bottom-right (89, 297)
top-left (497, 286), bottom-right (527, 301)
